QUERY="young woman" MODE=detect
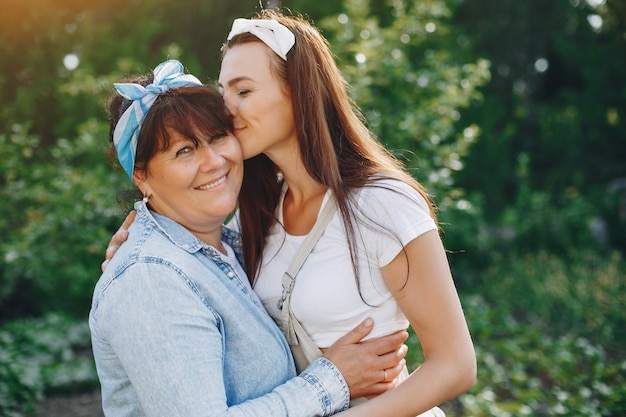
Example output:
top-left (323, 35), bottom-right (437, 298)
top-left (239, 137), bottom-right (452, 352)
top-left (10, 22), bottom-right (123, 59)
top-left (91, 59), bottom-right (408, 417)
top-left (219, 10), bottom-right (476, 416)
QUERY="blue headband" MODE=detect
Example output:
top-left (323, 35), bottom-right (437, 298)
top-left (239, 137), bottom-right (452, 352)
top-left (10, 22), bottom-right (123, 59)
top-left (113, 59), bottom-right (202, 181)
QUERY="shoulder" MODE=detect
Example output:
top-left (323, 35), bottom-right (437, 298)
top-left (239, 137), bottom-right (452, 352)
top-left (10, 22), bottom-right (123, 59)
top-left (93, 221), bottom-right (209, 302)
top-left (354, 177), bottom-right (431, 213)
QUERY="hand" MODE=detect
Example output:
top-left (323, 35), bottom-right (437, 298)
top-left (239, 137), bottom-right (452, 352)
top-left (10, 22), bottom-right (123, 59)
top-left (323, 318), bottom-right (409, 399)
top-left (101, 210), bottom-right (136, 272)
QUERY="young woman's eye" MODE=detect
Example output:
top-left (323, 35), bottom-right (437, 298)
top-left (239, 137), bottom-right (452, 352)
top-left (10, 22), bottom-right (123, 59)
top-left (237, 89), bottom-right (250, 96)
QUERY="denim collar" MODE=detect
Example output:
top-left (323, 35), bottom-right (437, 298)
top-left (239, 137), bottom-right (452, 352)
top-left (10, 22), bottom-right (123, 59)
top-left (133, 201), bottom-right (241, 259)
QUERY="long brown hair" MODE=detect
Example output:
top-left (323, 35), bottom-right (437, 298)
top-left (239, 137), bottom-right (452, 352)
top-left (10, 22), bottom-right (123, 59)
top-left (223, 9), bottom-right (438, 282)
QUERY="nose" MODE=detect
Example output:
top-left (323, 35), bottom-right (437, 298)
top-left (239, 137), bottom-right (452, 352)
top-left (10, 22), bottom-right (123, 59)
top-left (198, 143), bottom-right (224, 172)
top-left (222, 93), bottom-right (237, 118)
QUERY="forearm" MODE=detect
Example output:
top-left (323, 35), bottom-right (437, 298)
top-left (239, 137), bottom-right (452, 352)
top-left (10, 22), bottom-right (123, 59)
top-left (231, 358), bottom-right (350, 417)
top-left (336, 353), bottom-right (476, 417)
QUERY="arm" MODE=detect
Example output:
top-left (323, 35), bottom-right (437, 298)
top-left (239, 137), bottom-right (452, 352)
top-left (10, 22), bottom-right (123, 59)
top-left (92, 262), bottom-right (349, 417)
top-left (338, 230), bottom-right (476, 416)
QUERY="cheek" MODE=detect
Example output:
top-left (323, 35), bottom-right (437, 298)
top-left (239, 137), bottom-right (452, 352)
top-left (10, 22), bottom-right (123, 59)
top-left (225, 138), bottom-right (243, 162)
top-left (238, 99), bottom-right (259, 122)
top-left (237, 137), bottom-right (256, 160)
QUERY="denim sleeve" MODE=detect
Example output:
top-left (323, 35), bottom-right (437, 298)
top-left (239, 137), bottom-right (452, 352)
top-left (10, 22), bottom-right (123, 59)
top-left (92, 262), bottom-right (349, 417)
top-left (233, 358), bottom-right (350, 416)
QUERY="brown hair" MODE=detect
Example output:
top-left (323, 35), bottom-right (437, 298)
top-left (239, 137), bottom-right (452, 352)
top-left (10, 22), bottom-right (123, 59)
top-left (223, 9), bottom-right (438, 282)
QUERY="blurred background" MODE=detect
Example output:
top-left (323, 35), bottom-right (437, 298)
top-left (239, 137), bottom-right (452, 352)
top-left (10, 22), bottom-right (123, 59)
top-left (0, 0), bottom-right (624, 416)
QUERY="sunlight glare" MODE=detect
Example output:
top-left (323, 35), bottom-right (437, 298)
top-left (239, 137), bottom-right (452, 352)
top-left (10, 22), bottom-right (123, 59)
top-left (63, 54), bottom-right (80, 71)
top-left (587, 14), bottom-right (603, 31)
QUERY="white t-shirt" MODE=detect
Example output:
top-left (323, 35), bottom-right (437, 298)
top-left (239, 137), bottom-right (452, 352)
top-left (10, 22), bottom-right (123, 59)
top-left (252, 178), bottom-right (437, 347)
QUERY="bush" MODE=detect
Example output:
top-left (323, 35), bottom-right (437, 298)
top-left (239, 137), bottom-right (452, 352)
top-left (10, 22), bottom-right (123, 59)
top-left (404, 249), bottom-right (626, 416)
top-left (457, 294), bottom-right (626, 417)
top-left (0, 314), bottom-right (98, 417)
top-left (0, 121), bottom-right (128, 318)
top-left (476, 250), bottom-right (625, 351)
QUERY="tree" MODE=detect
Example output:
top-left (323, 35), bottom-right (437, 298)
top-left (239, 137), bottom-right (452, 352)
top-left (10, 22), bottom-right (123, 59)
top-left (452, 0), bottom-right (626, 253)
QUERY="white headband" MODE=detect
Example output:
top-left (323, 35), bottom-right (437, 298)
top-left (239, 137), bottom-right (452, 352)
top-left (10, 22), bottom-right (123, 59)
top-left (227, 18), bottom-right (295, 60)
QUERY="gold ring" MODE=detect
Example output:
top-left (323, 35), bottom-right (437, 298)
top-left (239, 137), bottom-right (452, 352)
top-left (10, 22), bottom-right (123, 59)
top-left (383, 369), bottom-right (388, 382)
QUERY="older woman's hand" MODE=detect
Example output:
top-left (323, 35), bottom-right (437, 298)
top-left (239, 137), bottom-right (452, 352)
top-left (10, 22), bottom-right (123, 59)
top-left (323, 318), bottom-right (409, 399)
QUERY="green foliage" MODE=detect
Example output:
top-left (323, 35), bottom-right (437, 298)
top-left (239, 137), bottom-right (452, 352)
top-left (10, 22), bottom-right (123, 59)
top-left (459, 294), bottom-right (626, 417)
top-left (405, 250), bottom-right (626, 417)
top-left (0, 314), bottom-right (98, 417)
top-left (439, 181), bottom-right (617, 283)
top-left (452, 0), bottom-right (626, 253)
top-left (0, 121), bottom-right (128, 318)
top-left (499, 185), bottom-right (601, 254)
top-left (320, 0), bottom-right (490, 200)
top-left (476, 250), bottom-right (626, 352)
top-left (459, 249), bottom-right (626, 416)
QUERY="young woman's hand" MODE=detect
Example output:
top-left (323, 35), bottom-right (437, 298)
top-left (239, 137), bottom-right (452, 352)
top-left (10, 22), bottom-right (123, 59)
top-left (324, 318), bottom-right (409, 399)
top-left (101, 210), bottom-right (136, 272)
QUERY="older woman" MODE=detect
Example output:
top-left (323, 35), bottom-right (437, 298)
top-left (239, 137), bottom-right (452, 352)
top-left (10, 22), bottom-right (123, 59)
top-left (89, 60), bottom-right (407, 417)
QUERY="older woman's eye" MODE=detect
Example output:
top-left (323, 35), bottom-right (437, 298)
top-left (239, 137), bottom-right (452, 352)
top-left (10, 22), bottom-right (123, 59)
top-left (210, 132), bottom-right (229, 143)
top-left (176, 146), bottom-right (192, 156)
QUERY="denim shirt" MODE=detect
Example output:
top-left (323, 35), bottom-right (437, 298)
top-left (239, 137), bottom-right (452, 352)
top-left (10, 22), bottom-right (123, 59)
top-left (89, 201), bottom-right (349, 417)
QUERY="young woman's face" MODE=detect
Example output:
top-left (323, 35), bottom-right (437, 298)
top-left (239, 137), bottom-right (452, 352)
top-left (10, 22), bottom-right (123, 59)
top-left (138, 127), bottom-right (243, 235)
top-left (218, 42), bottom-right (296, 161)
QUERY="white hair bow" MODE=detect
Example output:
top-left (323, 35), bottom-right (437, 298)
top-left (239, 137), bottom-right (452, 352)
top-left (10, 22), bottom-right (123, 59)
top-left (227, 18), bottom-right (295, 60)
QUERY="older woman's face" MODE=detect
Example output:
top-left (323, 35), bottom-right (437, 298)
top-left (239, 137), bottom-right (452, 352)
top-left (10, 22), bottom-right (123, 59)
top-left (139, 126), bottom-right (243, 235)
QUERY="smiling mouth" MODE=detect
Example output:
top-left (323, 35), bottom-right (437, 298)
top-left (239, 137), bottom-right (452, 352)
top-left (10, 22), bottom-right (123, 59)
top-left (196, 175), bottom-right (226, 190)
top-left (232, 127), bottom-right (245, 136)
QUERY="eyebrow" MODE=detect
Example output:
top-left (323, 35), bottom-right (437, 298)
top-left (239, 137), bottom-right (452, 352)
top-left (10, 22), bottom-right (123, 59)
top-left (218, 76), bottom-right (254, 89)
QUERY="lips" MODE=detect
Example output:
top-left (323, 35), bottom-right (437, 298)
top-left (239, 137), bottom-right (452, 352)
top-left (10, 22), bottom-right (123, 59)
top-left (232, 127), bottom-right (245, 136)
top-left (196, 175), bottom-right (227, 191)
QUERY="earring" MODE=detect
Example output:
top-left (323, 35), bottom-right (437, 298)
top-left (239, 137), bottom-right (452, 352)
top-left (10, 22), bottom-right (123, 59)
top-left (142, 192), bottom-right (149, 204)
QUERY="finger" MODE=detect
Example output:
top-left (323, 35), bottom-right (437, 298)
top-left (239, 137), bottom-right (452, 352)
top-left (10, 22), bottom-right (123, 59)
top-left (105, 245), bottom-right (119, 260)
top-left (363, 379), bottom-right (401, 398)
top-left (375, 343), bottom-right (408, 369)
top-left (361, 329), bottom-right (409, 356)
top-left (333, 318), bottom-right (374, 345)
top-left (101, 259), bottom-right (110, 273)
top-left (121, 210), bottom-right (137, 230)
top-left (383, 357), bottom-right (407, 382)
top-left (104, 233), bottom-right (124, 262)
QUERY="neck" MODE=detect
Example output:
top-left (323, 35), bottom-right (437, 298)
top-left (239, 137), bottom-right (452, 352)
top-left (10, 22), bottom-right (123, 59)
top-left (280, 165), bottom-right (328, 236)
top-left (265, 142), bottom-right (328, 235)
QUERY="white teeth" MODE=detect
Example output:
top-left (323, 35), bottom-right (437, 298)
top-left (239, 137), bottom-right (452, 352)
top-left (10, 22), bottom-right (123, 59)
top-left (196, 176), bottom-right (226, 190)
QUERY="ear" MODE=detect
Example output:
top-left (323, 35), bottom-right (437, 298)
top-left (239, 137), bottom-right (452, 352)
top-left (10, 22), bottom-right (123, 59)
top-left (132, 168), bottom-right (147, 192)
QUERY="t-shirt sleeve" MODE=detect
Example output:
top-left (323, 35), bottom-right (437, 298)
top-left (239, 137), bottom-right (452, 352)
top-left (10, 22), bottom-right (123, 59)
top-left (357, 179), bottom-right (437, 267)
